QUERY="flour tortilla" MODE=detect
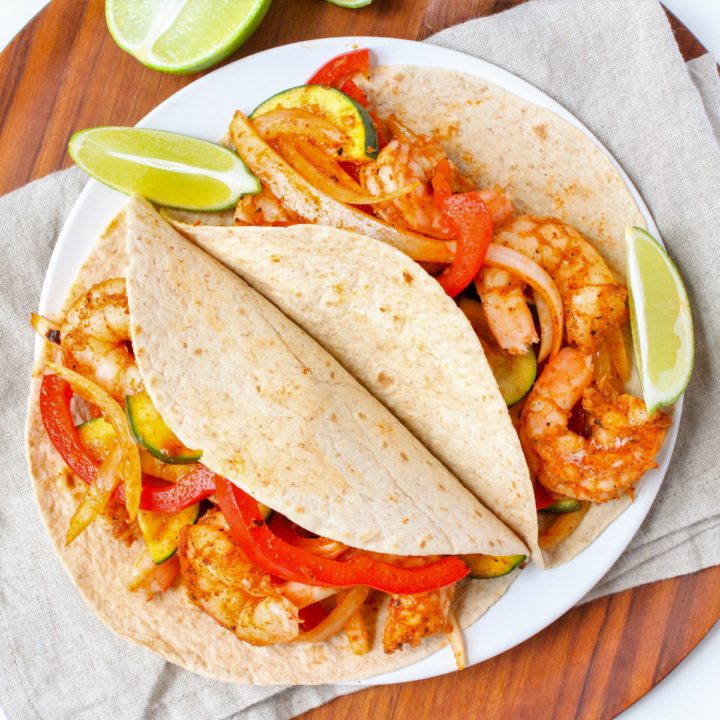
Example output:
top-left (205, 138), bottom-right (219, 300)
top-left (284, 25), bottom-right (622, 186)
top-left (25, 200), bottom-right (527, 684)
top-left (360, 65), bottom-right (647, 568)
top-left (359, 65), bottom-right (646, 283)
top-left (168, 221), bottom-right (542, 565)
top-left (169, 64), bottom-right (650, 569)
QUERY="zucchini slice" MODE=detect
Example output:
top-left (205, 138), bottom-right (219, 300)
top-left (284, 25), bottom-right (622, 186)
top-left (538, 498), bottom-right (583, 514)
top-left (251, 85), bottom-right (378, 162)
top-left (458, 298), bottom-right (537, 405)
top-left (138, 504), bottom-right (201, 564)
top-left (126, 392), bottom-right (202, 465)
top-left (459, 553), bottom-right (527, 579)
top-left (76, 417), bottom-right (116, 462)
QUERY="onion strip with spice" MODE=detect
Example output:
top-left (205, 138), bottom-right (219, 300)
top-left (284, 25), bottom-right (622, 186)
top-left (344, 608), bottom-right (370, 655)
top-left (445, 607), bottom-right (466, 671)
top-left (278, 137), bottom-right (420, 206)
top-left (251, 108), bottom-right (349, 152)
top-left (296, 585), bottom-right (370, 643)
top-left (277, 581), bottom-right (339, 609)
top-left (482, 244), bottom-right (564, 362)
top-left (229, 111), bottom-right (454, 263)
top-left (46, 362), bottom-right (142, 521)
top-left (31, 313), bottom-right (61, 345)
top-left (66, 442), bottom-right (122, 545)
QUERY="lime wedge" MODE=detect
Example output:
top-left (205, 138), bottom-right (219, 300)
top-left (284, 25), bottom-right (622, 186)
top-left (325, 0), bottom-right (372, 7)
top-left (106, 0), bottom-right (273, 74)
top-left (69, 127), bottom-right (260, 211)
top-left (625, 226), bottom-right (693, 413)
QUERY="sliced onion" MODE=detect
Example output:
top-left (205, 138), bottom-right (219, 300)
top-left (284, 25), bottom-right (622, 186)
top-left (277, 581), bottom-right (339, 609)
top-left (533, 291), bottom-right (553, 364)
top-left (66, 442), bottom-right (122, 545)
top-left (47, 362), bottom-right (142, 521)
top-left (278, 137), bottom-right (420, 206)
top-left (344, 608), bottom-right (370, 655)
top-left (386, 113), bottom-right (416, 139)
top-left (483, 245), bottom-right (564, 362)
top-left (296, 585), bottom-right (370, 643)
top-left (445, 608), bottom-right (466, 671)
top-left (230, 111), bottom-right (454, 263)
top-left (31, 313), bottom-right (61, 344)
top-left (251, 108), bottom-right (349, 151)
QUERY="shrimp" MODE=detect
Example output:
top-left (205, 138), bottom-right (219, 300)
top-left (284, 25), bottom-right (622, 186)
top-left (361, 134), bottom-right (513, 238)
top-left (177, 511), bottom-right (299, 646)
top-left (520, 347), bottom-right (671, 503)
top-left (61, 278), bottom-right (144, 402)
top-left (234, 183), bottom-right (300, 226)
top-left (493, 216), bottom-right (628, 355)
top-left (383, 585), bottom-right (455, 654)
top-left (475, 266), bottom-right (538, 355)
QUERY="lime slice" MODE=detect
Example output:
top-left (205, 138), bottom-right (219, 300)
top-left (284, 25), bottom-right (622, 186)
top-left (106, 0), bottom-right (273, 74)
top-left (325, 0), bottom-right (372, 7)
top-left (69, 127), bottom-right (260, 211)
top-left (625, 226), bottom-right (693, 413)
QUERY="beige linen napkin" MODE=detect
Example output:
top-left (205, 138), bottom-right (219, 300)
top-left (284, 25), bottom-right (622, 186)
top-left (1, 1), bottom-right (719, 718)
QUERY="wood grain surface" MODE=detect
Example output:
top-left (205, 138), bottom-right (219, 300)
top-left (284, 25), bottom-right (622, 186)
top-left (2, 2), bottom-right (717, 719)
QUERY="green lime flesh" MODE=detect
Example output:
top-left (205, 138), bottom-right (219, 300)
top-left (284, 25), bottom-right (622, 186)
top-left (106, 0), bottom-right (273, 74)
top-left (69, 127), bottom-right (260, 211)
top-left (325, 0), bottom-right (372, 7)
top-left (625, 226), bottom-right (693, 413)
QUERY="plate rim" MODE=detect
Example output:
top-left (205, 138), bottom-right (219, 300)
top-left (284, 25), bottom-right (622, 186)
top-left (35, 35), bottom-right (683, 687)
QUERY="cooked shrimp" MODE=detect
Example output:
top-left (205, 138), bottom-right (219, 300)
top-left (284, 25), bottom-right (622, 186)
top-left (493, 216), bottom-right (628, 355)
top-left (61, 278), bottom-right (144, 402)
top-left (383, 585), bottom-right (455, 654)
top-left (234, 183), bottom-right (300, 226)
top-left (361, 134), bottom-right (513, 239)
top-left (475, 267), bottom-right (538, 355)
top-left (520, 347), bottom-right (671, 503)
top-left (178, 512), bottom-right (299, 646)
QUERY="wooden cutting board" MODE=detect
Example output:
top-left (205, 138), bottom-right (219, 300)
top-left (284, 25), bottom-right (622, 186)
top-left (1, 2), bottom-right (717, 719)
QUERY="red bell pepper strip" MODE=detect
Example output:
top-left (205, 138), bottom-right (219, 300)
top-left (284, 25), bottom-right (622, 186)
top-left (39, 374), bottom-right (215, 514)
top-left (339, 78), bottom-right (368, 108)
top-left (431, 166), bottom-right (452, 211)
top-left (436, 192), bottom-right (493, 298)
top-left (307, 48), bottom-right (370, 86)
top-left (533, 481), bottom-right (555, 511)
top-left (298, 602), bottom-right (327, 630)
top-left (215, 478), bottom-right (469, 593)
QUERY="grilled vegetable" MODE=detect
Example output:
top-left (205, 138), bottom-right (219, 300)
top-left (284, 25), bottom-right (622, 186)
top-left (459, 298), bottom-right (537, 405)
top-left (138, 504), bottom-right (201, 564)
top-left (538, 503), bottom-right (590, 551)
top-left (539, 498), bottom-right (583, 514)
top-left (126, 392), bottom-right (202, 464)
top-left (459, 553), bottom-right (527, 579)
top-left (251, 84), bottom-right (378, 161)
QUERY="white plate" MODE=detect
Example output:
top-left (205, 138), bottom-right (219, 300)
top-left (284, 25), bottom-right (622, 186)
top-left (37, 36), bottom-right (682, 687)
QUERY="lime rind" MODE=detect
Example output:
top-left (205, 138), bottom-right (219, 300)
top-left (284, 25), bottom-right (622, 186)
top-left (106, 0), bottom-right (272, 75)
top-left (69, 126), bottom-right (260, 212)
top-left (625, 226), bottom-right (694, 414)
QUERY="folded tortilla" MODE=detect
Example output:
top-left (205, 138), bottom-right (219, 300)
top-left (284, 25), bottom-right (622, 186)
top-left (168, 64), bottom-right (649, 569)
top-left (25, 197), bottom-right (526, 683)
